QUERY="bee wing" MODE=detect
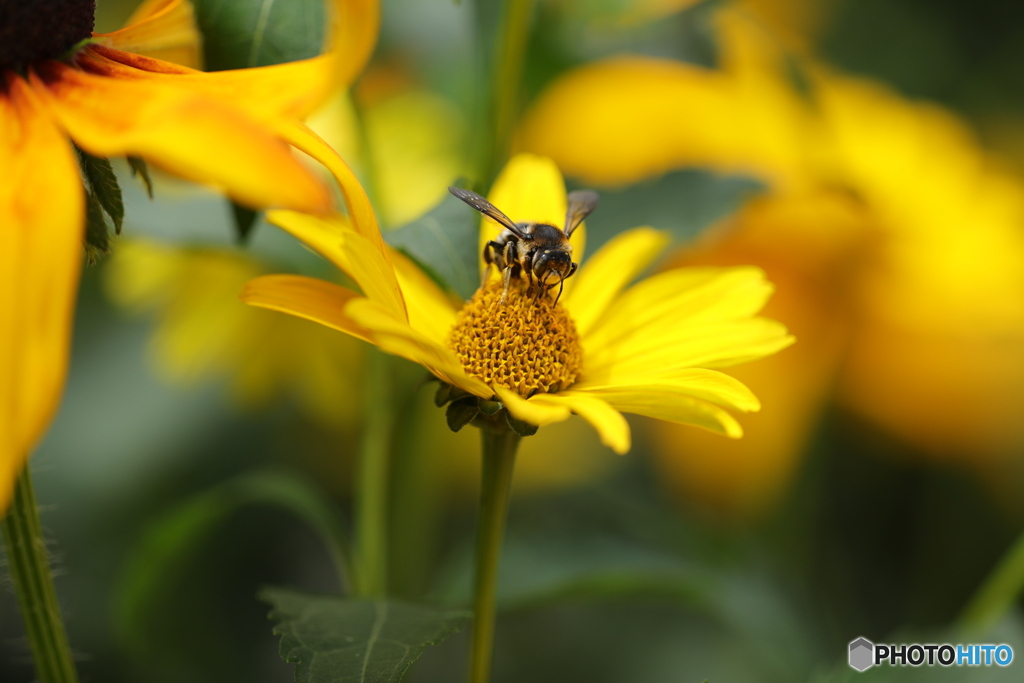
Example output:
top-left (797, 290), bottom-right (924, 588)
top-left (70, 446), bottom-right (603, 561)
top-left (564, 189), bottom-right (600, 237)
top-left (448, 187), bottom-right (528, 239)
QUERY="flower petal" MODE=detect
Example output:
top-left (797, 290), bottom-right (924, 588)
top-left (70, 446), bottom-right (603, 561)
top-left (482, 154), bottom-right (587, 282)
top-left (345, 299), bottom-right (491, 398)
top-left (240, 274), bottom-right (372, 343)
top-left (31, 62), bottom-right (331, 213)
top-left (494, 386), bottom-right (571, 426)
top-left (530, 392), bottom-right (631, 454)
top-left (88, 0), bottom-right (379, 118)
top-left (275, 122), bottom-right (384, 251)
top-left (389, 249), bottom-right (458, 346)
top-left (0, 77), bottom-right (85, 512)
top-left (92, 0), bottom-right (202, 68)
top-left (265, 210), bottom-right (405, 321)
top-left (575, 369), bottom-right (761, 413)
top-left (580, 387), bottom-right (744, 438)
top-left (562, 227), bottom-right (670, 337)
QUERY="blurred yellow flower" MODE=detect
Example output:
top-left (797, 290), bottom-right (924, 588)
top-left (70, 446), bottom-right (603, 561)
top-left (517, 4), bottom-right (1024, 512)
top-left (0, 0), bottom-right (378, 511)
top-left (243, 153), bottom-right (794, 453)
top-left (105, 239), bottom-right (366, 429)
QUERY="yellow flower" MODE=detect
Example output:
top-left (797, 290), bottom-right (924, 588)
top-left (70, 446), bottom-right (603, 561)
top-left (0, 0), bottom-right (378, 510)
top-left (242, 153), bottom-right (794, 452)
top-left (516, 4), bottom-right (1024, 510)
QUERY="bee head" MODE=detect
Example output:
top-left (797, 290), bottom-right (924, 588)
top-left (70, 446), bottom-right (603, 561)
top-left (534, 249), bottom-right (576, 286)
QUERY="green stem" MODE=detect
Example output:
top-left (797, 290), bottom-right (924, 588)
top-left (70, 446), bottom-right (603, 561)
top-left (959, 527), bottom-right (1024, 634)
top-left (476, 0), bottom-right (537, 189)
top-left (469, 425), bottom-right (520, 683)
top-left (1, 465), bottom-right (80, 683)
top-left (353, 350), bottom-right (393, 597)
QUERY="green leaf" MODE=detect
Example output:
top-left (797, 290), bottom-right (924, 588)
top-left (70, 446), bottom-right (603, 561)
top-left (478, 399), bottom-right (502, 416)
top-left (116, 470), bottom-right (351, 653)
top-left (193, 0), bottom-right (326, 71)
top-left (127, 156), bottom-right (154, 198)
top-left (79, 151), bottom-right (124, 234)
top-left (385, 192), bottom-right (482, 300)
top-left (84, 190), bottom-right (110, 264)
top-left (262, 589), bottom-right (470, 683)
top-left (445, 397), bottom-right (479, 432)
top-left (231, 201), bottom-right (260, 244)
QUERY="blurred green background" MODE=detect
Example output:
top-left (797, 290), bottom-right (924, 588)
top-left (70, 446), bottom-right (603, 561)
top-left (4, 0), bottom-right (1024, 681)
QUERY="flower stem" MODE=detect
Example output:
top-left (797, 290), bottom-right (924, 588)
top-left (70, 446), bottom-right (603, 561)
top-left (1, 465), bottom-right (80, 683)
top-left (353, 349), bottom-right (392, 597)
top-left (959, 527), bottom-right (1024, 634)
top-left (476, 0), bottom-right (537, 189)
top-left (469, 425), bottom-right (520, 683)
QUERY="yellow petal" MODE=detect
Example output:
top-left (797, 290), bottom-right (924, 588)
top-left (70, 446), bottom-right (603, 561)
top-left (562, 227), bottom-right (670, 337)
top-left (576, 368), bottom-right (761, 413)
top-left (345, 299), bottom-right (491, 398)
top-left (32, 62), bottom-right (331, 214)
top-left (530, 392), bottom-right (631, 454)
top-left (275, 122), bottom-right (385, 252)
top-left (587, 318), bottom-right (795, 377)
top-left (493, 386), bottom-right (571, 426)
top-left (265, 210), bottom-right (405, 321)
top-left (0, 77), bottom-right (85, 512)
top-left (583, 266), bottom-right (785, 364)
top-left (481, 154), bottom-right (587, 282)
top-left (389, 249), bottom-right (458, 346)
top-left (93, 0), bottom-right (203, 69)
top-left (581, 387), bottom-right (744, 438)
top-left (90, 0), bottom-right (378, 117)
top-left (240, 274), bottom-right (372, 343)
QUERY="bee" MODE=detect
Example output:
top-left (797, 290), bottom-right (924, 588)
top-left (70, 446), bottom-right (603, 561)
top-left (448, 186), bottom-right (599, 304)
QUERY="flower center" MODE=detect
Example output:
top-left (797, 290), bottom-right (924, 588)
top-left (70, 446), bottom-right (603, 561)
top-left (0, 0), bottom-right (95, 70)
top-left (448, 279), bottom-right (583, 397)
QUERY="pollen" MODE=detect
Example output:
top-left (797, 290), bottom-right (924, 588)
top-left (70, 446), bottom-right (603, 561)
top-left (448, 279), bottom-right (582, 397)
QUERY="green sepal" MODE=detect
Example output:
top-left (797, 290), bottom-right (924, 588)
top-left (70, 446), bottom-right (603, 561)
top-left (79, 151), bottom-right (124, 234)
top-left (446, 397), bottom-right (480, 432)
top-left (127, 156), bottom-right (154, 198)
top-left (434, 382), bottom-right (470, 408)
top-left (479, 399), bottom-right (503, 416)
top-left (84, 190), bottom-right (110, 264)
top-left (230, 201), bottom-right (260, 244)
top-left (504, 411), bottom-right (539, 437)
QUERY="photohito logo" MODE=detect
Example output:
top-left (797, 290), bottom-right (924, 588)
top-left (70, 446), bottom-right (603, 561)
top-left (848, 637), bottom-right (1014, 671)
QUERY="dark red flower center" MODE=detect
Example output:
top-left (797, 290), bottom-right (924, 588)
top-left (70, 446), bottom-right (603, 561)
top-left (0, 0), bottom-right (95, 70)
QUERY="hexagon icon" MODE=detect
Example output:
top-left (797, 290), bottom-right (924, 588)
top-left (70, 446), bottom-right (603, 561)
top-left (849, 637), bottom-right (875, 672)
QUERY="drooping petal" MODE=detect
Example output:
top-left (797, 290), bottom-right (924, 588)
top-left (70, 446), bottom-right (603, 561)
top-left (494, 387), bottom-right (571, 426)
top-left (32, 62), bottom-right (331, 214)
top-left (530, 392), bottom-right (631, 454)
top-left (575, 369), bottom-right (761, 413)
top-left (481, 154), bottom-right (587, 282)
top-left (581, 387), bottom-right (744, 438)
top-left (92, 0), bottom-right (202, 68)
top-left (275, 122), bottom-right (384, 251)
top-left (562, 227), bottom-right (670, 337)
top-left (265, 209), bottom-right (405, 320)
top-left (240, 275), bottom-right (372, 343)
top-left (345, 299), bottom-right (491, 398)
top-left (0, 77), bottom-right (85, 512)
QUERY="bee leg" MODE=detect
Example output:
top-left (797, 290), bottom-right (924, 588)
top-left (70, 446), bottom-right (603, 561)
top-left (524, 266), bottom-right (535, 298)
top-left (500, 265), bottom-right (513, 304)
top-left (553, 278), bottom-right (565, 305)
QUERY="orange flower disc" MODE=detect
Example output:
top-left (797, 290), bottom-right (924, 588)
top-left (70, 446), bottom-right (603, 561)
top-left (448, 279), bottom-right (582, 397)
